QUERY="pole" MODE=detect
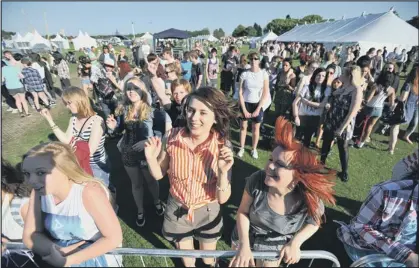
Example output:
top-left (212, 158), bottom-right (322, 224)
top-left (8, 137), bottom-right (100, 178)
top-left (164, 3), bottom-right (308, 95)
top-left (132, 22), bottom-right (135, 39)
top-left (44, 12), bottom-right (49, 40)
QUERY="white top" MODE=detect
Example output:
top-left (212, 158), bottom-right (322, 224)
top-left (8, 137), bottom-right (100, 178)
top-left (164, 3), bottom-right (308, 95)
top-left (142, 44), bottom-right (151, 55)
top-left (32, 62), bottom-right (45, 80)
top-left (1, 194), bottom-right (29, 240)
top-left (299, 85), bottom-right (331, 116)
top-left (367, 85), bottom-right (388, 108)
top-left (240, 69), bottom-right (269, 103)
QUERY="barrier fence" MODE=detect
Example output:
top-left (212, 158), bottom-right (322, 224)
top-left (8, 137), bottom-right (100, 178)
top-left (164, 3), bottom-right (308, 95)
top-left (5, 242), bottom-right (341, 267)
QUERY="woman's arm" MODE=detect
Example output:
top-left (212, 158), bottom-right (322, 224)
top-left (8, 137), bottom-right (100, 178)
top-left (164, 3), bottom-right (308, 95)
top-left (88, 116), bottom-right (105, 156)
top-left (236, 190), bottom-right (254, 249)
top-left (255, 76), bottom-right (269, 112)
top-left (238, 78), bottom-right (247, 112)
top-left (23, 190), bottom-right (55, 257)
top-left (65, 183), bottom-right (122, 266)
top-left (150, 76), bottom-right (171, 106)
top-left (288, 76), bottom-right (296, 91)
top-left (289, 224), bottom-right (319, 248)
top-left (292, 96), bottom-right (302, 118)
top-left (338, 87), bottom-right (363, 132)
top-left (45, 115), bottom-right (74, 144)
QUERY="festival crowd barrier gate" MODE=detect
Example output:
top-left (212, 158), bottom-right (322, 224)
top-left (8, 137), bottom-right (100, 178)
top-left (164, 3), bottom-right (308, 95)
top-left (5, 242), bottom-right (341, 267)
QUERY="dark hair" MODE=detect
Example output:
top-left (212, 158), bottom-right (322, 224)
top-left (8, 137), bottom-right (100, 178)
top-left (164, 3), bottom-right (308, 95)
top-left (183, 51), bottom-right (190, 59)
top-left (29, 53), bottom-right (41, 63)
top-left (367, 47), bottom-right (376, 55)
top-left (356, 55), bottom-right (371, 68)
top-left (210, 48), bottom-right (217, 54)
top-left (147, 53), bottom-right (158, 63)
top-left (183, 87), bottom-right (237, 140)
top-left (118, 61), bottom-right (132, 80)
top-left (21, 58), bottom-right (32, 66)
top-left (1, 60), bottom-right (7, 67)
top-left (103, 45), bottom-right (109, 51)
top-left (308, 68), bottom-right (328, 101)
top-left (13, 53), bottom-right (23, 61)
top-left (299, 59), bottom-right (307, 66)
top-left (1, 159), bottom-right (31, 198)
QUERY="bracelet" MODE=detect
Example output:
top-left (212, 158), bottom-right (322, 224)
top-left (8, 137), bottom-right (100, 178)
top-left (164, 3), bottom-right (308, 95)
top-left (216, 183), bottom-right (231, 192)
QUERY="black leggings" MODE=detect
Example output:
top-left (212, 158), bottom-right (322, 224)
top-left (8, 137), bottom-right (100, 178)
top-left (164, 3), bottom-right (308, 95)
top-left (297, 115), bottom-right (320, 148)
top-left (321, 129), bottom-right (349, 174)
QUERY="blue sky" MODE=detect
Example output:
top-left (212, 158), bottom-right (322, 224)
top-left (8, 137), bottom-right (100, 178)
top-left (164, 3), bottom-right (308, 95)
top-left (2, 2), bottom-right (418, 36)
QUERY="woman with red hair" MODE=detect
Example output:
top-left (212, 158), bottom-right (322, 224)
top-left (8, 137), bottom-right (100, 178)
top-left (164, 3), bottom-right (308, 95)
top-left (230, 116), bottom-right (336, 267)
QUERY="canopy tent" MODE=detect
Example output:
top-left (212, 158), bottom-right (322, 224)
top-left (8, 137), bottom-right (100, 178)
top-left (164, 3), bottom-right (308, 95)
top-left (28, 30), bottom-right (52, 50)
top-left (276, 9), bottom-right (418, 54)
top-left (12, 33), bottom-right (30, 49)
top-left (72, 31), bottom-right (97, 50)
top-left (140, 32), bottom-right (153, 40)
top-left (51, 33), bottom-right (70, 49)
top-left (258, 31), bottom-right (278, 43)
top-left (22, 32), bottom-right (34, 42)
top-left (192, 35), bottom-right (219, 42)
top-left (154, 28), bottom-right (190, 39)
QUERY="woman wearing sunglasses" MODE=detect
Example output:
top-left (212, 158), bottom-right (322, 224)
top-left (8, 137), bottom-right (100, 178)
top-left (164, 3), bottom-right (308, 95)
top-left (144, 87), bottom-right (236, 267)
top-left (106, 78), bottom-right (164, 227)
top-left (229, 117), bottom-right (336, 267)
top-left (237, 52), bottom-right (270, 159)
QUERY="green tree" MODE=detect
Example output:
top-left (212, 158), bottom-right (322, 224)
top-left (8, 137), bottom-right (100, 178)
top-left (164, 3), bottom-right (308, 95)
top-left (213, 28), bottom-right (225, 39)
top-left (407, 16), bottom-right (419, 29)
top-left (286, 14), bottom-right (291, 19)
top-left (245, 26), bottom-right (257, 36)
top-left (265, 18), bottom-right (299, 35)
top-left (300, 14), bottom-right (324, 24)
top-left (253, 23), bottom-right (263, 36)
top-left (232, 24), bottom-right (247, 37)
top-left (1, 30), bottom-right (16, 39)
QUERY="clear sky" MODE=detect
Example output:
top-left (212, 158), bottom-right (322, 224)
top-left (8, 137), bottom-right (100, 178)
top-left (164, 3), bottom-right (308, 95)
top-left (2, 1), bottom-right (418, 36)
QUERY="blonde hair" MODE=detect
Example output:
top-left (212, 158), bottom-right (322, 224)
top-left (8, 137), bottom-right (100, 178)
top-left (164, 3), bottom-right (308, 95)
top-left (344, 65), bottom-right (363, 88)
top-left (170, 78), bottom-right (192, 94)
top-left (23, 142), bottom-right (108, 193)
top-left (62, 87), bottom-right (95, 118)
top-left (115, 77), bottom-right (151, 122)
top-left (166, 62), bottom-right (181, 77)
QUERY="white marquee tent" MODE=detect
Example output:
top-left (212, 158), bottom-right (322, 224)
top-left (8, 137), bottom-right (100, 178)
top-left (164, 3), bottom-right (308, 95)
top-left (258, 31), bottom-right (278, 43)
top-left (28, 30), bottom-right (52, 49)
top-left (51, 33), bottom-right (70, 49)
top-left (276, 9), bottom-right (418, 54)
top-left (193, 35), bottom-right (219, 42)
top-left (12, 33), bottom-right (30, 49)
top-left (72, 31), bottom-right (97, 50)
top-left (140, 32), bottom-right (153, 40)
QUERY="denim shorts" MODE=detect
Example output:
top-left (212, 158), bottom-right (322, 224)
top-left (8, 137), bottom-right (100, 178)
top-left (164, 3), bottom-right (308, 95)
top-left (81, 78), bottom-right (91, 85)
top-left (365, 106), bottom-right (383, 118)
top-left (240, 102), bottom-right (264, 123)
top-left (90, 161), bottom-right (110, 187)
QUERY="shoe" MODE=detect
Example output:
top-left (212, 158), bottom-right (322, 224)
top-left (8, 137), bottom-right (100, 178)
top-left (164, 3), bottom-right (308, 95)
top-left (50, 101), bottom-right (57, 107)
top-left (338, 172), bottom-right (349, 182)
top-left (11, 109), bottom-right (19, 114)
top-left (26, 113), bottom-right (32, 117)
top-left (136, 213), bottom-right (145, 227)
top-left (6, 107), bottom-right (13, 112)
top-left (365, 137), bottom-right (371, 143)
top-left (251, 149), bottom-right (258, 159)
top-left (237, 148), bottom-right (244, 158)
top-left (355, 142), bottom-right (364, 149)
top-left (155, 201), bottom-right (165, 216)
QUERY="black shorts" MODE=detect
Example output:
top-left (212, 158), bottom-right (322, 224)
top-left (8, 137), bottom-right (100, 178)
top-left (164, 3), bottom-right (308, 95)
top-left (240, 102), bottom-right (264, 123)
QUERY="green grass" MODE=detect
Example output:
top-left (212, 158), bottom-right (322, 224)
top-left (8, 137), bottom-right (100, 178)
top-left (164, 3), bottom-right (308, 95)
top-left (2, 45), bottom-right (417, 267)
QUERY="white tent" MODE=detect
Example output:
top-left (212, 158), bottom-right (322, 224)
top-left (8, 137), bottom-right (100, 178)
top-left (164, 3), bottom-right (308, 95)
top-left (22, 32), bottom-right (34, 42)
top-left (140, 32), bottom-right (153, 40)
top-left (276, 9), bottom-right (418, 54)
top-left (193, 35), bottom-right (219, 42)
top-left (72, 31), bottom-right (97, 50)
top-left (51, 33), bottom-right (70, 49)
top-left (28, 30), bottom-right (52, 49)
top-left (258, 31), bottom-right (278, 43)
top-left (13, 33), bottom-right (30, 49)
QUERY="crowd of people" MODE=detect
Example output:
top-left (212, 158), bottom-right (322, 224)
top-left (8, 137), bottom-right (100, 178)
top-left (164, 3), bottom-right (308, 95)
top-left (1, 39), bottom-right (418, 267)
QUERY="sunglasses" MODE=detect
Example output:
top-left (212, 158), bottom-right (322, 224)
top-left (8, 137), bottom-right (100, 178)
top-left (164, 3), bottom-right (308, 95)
top-left (249, 58), bottom-right (259, 61)
top-left (126, 82), bottom-right (142, 93)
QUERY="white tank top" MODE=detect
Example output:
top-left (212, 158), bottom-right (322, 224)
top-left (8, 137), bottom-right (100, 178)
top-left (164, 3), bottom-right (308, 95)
top-left (1, 194), bottom-right (28, 240)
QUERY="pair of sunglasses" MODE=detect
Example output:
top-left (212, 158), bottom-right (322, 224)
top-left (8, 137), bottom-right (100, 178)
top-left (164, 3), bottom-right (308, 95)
top-left (126, 82), bottom-right (142, 93)
top-left (249, 58), bottom-right (259, 61)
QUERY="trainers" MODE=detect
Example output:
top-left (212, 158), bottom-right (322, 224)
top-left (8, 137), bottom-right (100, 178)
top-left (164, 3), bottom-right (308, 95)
top-left (355, 142), bottom-right (364, 149)
top-left (6, 107), bottom-right (14, 112)
top-left (11, 109), bottom-right (19, 114)
top-left (136, 213), bottom-right (145, 227)
top-left (237, 148), bottom-right (245, 158)
top-left (365, 137), bottom-right (371, 143)
top-left (251, 149), bottom-right (258, 159)
top-left (155, 201), bottom-right (165, 216)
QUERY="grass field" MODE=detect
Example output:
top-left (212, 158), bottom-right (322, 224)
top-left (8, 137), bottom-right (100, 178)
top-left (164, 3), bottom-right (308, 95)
top-left (1, 45), bottom-right (417, 267)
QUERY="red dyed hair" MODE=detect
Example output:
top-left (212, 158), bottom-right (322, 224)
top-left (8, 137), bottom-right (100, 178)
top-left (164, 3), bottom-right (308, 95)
top-left (274, 116), bottom-right (336, 225)
top-left (118, 61), bottom-right (132, 80)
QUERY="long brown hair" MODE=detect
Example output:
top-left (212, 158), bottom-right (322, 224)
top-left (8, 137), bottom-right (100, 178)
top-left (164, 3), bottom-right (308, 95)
top-left (274, 117), bottom-right (336, 225)
top-left (62, 87), bottom-right (95, 118)
top-left (183, 87), bottom-right (237, 140)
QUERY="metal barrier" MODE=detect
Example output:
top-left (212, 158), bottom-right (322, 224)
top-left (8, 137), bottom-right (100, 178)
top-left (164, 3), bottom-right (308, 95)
top-left (350, 254), bottom-right (403, 267)
top-left (5, 242), bottom-right (341, 267)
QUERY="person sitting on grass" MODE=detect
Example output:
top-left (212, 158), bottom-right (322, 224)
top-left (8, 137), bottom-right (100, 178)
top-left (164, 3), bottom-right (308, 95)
top-left (229, 116), bottom-right (336, 267)
top-left (337, 150), bottom-right (418, 267)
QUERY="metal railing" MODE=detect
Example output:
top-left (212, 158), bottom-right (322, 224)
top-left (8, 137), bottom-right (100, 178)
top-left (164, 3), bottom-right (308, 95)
top-left (350, 254), bottom-right (403, 267)
top-left (5, 242), bottom-right (341, 267)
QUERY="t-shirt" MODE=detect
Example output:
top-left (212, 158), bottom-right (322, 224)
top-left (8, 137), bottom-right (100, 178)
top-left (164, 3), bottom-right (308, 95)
top-left (231, 170), bottom-right (323, 244)
top-left (181, 61), bottom-right (192, 81)
top-left (299, 85), bottom-right (331, 116)
top-left (2, 65), bottom-right (24, 89)
top-left (240, 69), bottom-right (268, 103)
top-left (191, 62), bottom-right (203, 87)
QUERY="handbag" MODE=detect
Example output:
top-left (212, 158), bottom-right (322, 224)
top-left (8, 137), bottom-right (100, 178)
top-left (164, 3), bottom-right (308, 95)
top-left (381, 100), bottom-right (407, 125)
top-left (70, 117), bottom-right (93, 176)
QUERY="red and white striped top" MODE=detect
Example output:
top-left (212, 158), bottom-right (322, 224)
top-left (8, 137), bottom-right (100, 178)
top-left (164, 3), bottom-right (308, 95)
top-left (166, 127), bottom-right (223, 222)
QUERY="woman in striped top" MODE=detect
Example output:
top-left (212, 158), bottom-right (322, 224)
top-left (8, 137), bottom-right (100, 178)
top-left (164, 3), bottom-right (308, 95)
top-left (39, 87), bottom-right (110, 187)
top-left (145, 87), bottom-right (236, 267)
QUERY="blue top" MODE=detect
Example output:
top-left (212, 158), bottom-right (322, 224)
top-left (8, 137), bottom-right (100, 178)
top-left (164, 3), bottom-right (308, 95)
top-left (1, 65), bottom-right (24, 89)
top-left (181, 60), bottom-right (192, 81)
